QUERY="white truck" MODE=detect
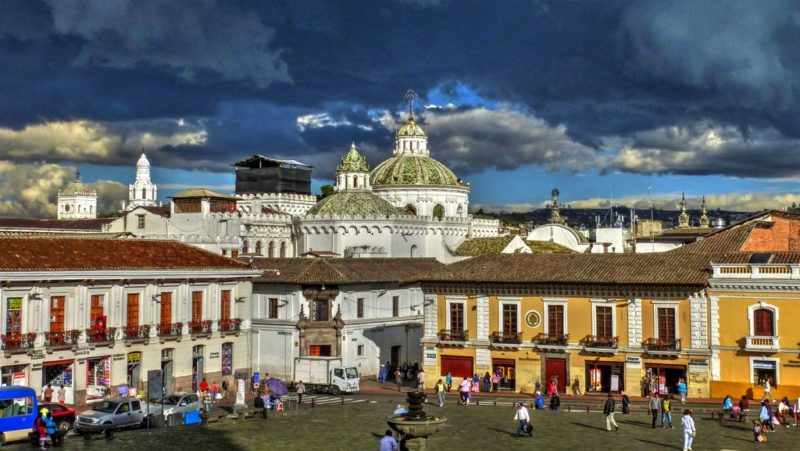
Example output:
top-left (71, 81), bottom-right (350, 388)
top-left (294, 357), bottom-right (360, 395)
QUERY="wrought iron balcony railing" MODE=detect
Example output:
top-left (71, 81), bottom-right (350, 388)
top-left (490, 331), bottom-right (522, 344)
top-left (157, 322), bottom-right (183, 338)
top-left (85, 327), bottom-right (116, 344)
top-left (1, 332), bottom-right (37, 353)
top-left (642, 337), bottom-right (681, 353)
top-left (532, 333), bottom-right (569, 347)
top-left (438, 329), bottom-right (468, 342)
top-left (45, 330), bottom-right (81, 348)
top-left (580, 335), bottom-right (619, 350)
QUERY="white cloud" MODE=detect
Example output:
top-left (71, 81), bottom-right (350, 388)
top-left (0, 121), bottom-right (118, 160)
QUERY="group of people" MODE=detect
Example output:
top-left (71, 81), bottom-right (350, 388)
top-left (640, 376), bottom-right (689, 404)
top-left (197, 377), bottom-right (225, 413)
top-left (379, 362), bottom-right (423, 389)
top-left (41, 384), bottom-right (67, 405)
top-left (32, 406), bottom-right (61, 450)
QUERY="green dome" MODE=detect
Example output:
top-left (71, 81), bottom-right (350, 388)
top-left (337, 144), bottom-right (370, 173)
top-left (370, 155), bottom-right (461, 186)
top-left (396, 117), bottom-right (427, 137)
top-left (307, 191), bottom-right (400, 216)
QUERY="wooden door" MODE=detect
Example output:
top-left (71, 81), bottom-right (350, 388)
top-left (545, 358), bottom-right (567, 392)
top-left (220, 290), bottom-right (231, 321)
top-left (49, 296), bottom-right (65, 332)
top-left (160, 292), bottom-right (172, 326)
top-left (127, 294), bottom-right (139, 327)
top-left (90, 295), bottom-right (104, 326)
top-left (390, 346), bottom-right (401, 368)
top-left (191, 292), bottom-right (203, 323)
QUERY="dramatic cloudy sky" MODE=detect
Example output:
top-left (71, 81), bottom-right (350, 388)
top-left (2, 0), bottom-right (800, 217)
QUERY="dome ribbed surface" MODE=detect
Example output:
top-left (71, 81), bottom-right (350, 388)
top-left (307, 192), bottom-right (400, 216)
top-left (370, 155), bottom-right (460, 186)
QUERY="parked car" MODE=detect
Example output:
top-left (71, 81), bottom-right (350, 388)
top-left (40, 403), bottom-right (76, 432)
top-left (75, 398), bottom-right (144, 434)
top-left (145, 393), bottom-right (203, 420)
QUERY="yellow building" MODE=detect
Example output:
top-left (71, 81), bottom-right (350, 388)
top-left (708, 252), bottom-right (800, 400)
top-left (418, 253), bottom-right (715, 398)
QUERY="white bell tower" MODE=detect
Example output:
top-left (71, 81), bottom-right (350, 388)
top-left (127, 153), bottom-right (159, 210)
top-left (57, 172), bottom-right (97, 219)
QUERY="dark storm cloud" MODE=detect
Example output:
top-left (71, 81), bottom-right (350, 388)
top-left (1, 0), bottom-right (800, 182)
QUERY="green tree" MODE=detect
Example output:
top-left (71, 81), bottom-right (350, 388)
top-left (319, 185), bottom-right (335, 199)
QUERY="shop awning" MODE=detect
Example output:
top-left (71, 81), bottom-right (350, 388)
top-left (43, 360), bottom-right (74, 367)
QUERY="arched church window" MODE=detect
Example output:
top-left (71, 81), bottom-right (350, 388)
top-left (433, 204), bottom-right (445, 220)
top-left (404, 204), bottom-right (417, 215)
top-left (280, 242), bottom-right (286, 258)
top-left (410, 245), bottom-right (418, 258)
top-left (242, 240), bottom-right (249, 254)
top-left (142, 188), bottom-right (146, 199)
top-left (255, 241), bottom-right (262, 255)
top-left (456, 205), bottom-right (464, 217)
top-left (268, 241), bottom-right (274, 258)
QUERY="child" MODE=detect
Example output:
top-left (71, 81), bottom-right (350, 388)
top-left (753, 420), bottom-right (766, 443)
top-left (37, 413), bottom-right (48, 450)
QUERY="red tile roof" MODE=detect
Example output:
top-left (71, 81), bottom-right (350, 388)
top-left (0, 237), bottom-right (252, 271)
top-left (0, 218), bottom-right (115, 231)
top-left (247, 257), bottom-right (444, 284)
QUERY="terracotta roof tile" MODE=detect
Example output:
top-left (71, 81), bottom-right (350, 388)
top-left (0, 218), bottom-right (115, 231)
top-left (416, 253), bottom-right (715, 286)
top-left (248, 258), bottom-right (443, 284)
top-left (0, 237), bottom-right (251, 271)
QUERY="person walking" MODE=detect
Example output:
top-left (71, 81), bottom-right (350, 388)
top-left (296, 381), bottom-right (306, 405)
top-left (793, 396), bottom-right (800, 427)
top-left (199, 377), bottom-right (209, 395)
top-left (514, 402), bottom-right (532, 437)
top-left (571, 377), bottom-right (582, 396)
top-left (483, 372), bottom-right (491, 393)
top-left (445, 371), bottom-right (452, 392)
top-left (221, 377), bottom-right (229, 400)
top-left (678, 378), bottom-right (687, 404)
top-left (621, 390), bottom-right (630, 414)
top-left (681, 409), bottom-right (696, 451)
top-left (435, 379), bottom-right (446, 407)
top-left (760, 377), bottom-right (775, 402)
top-left (395, 368), bottom-right (403, 392)
top-left (649, 394), bottom-right (660, 428)
top-left (491, 372), bottom-right (500, 393)
top-left (42, 384), bottom-right (53, 403)
top-left (211, 381), bottom-right (220, 404)
top-left (416, 368), bottom-right (427, 391)
top-left (379, 430), bottom-right (399, 451)
top-left (458, 378), bottom-right (471, 405)
top-left (57, 385), bottom-right (66, 406)
top-left (661, 395), bottom-right (674, 428)
top-left (603, 393), bottom-right (619, 431)
top-left (550, 393), bottom-right (560, 411)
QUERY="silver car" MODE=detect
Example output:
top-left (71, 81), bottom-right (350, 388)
top-left (76, 398), bottom-right (144, 433)
top-left (145, 393), bottom-right (203, 420)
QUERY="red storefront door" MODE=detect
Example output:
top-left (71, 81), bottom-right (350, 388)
top-left (440, 355), bottom-right (473, 379)
top-left (545, 358), bottom-right (567, 393)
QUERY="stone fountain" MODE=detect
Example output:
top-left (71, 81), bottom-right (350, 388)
top-left (386, 390), bottom-right (447, 451)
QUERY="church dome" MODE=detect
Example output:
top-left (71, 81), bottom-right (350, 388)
top-left (307, 191), bottom-right (400, 216)
top-left (370, 155), bottom-right (460, 186)
top-left (337, 143), bottom-right (370, 173)
top-left (396, 117), bottom-right (427, 138)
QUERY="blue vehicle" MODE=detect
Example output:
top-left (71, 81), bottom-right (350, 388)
top-left (0, 386), bottom-right (38, 446)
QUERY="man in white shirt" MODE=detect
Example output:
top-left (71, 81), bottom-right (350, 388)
top-left (513, 402), bottom-right (532, 437)
top-left (681, 409), bottom-right (696, 451)
top-left (416, 368), bottom-right (426, 391)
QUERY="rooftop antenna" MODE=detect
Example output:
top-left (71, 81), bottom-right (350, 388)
top-left (404, 89), bottom-right (418, 120)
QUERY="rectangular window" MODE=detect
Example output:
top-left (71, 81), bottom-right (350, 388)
top-left (126, 293), bottom-right (139, 327)
top-left (220, 290), bottom-right (231, 321)
top-left (137, 215), bottom-right (145, 229)
top-left (268, 298), bottom-right (279, 319)
top-left (753, 309), bottom-right (774, 336)
top-left (392, 296), bottom-right (399, 317)
top-left (160, 292), bottom-right (172, 326)
top-left (595, 306), bottom-right (613, 338)
top-left (502, 304), bottom-right (518, 335)
top-left (357, 344), bottom-right (364, 356)
top-left (547, 305), bottom-right (564, 336)
top-left (50, 296), bottom-right (65, 332)
top-left (309, 344), bottom-right (331, 357)
top-left (5, 297), bottom-right (22, 335)
top-left (449, 303), bottom-right (464, 333)
top-left (357, 298), bottom-right (364, 318)
top-left (191, 292), bottom-right (203, 323)
top-left (90, 295), bottom-right (104, 327)
top-left (657, 307), bottom-right (675, 341)
top-left (313, 299), bottom-right (329, 322)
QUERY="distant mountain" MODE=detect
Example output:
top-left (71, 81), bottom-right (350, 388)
top-left (473, 207), bottom-right (755, 229)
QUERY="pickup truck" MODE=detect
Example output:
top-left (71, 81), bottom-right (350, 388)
top-left (294, 357), bottom-right (360, 395)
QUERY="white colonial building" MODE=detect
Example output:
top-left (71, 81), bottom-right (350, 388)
top-left (57, 175), bottom-right (97, 220)
top-left (247, 257), bottom-right (443, 381)
top-left (0, 237), bottom-right (260, 404)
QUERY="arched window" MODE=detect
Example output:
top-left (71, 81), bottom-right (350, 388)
top-left (456, 205), bottom-right (464, 217)
top-left (753, 308), bottom-right (775, 336)
top-left (404, 204), bottom-right (417, 215)
top-left (280, 242), bottom-right (286, 258)
top-left (255, 241), bottom-right (262, 255)
top-left (433, 204), bottom-right (445, 220)
top-left (268, 241), bottom-right (274, 258)
top-left (410, 245), bottom-right (418, 258)
top-left (242, 240), bottom-right (249, 254)
top-left (142, 188), bottom-right (146, 199)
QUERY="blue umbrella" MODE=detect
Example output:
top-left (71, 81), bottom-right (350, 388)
top-left (266, 378), bottom-right (288, 396)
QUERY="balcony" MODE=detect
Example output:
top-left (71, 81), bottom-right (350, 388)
top-left (157, 322), bottom-right (183, 341)
top-left (218, 318), bottom-right (242, 337)
top-left (744, 335), bottom-right (779, 352)
top-left (580, 335), bottom-right (619, 353)
top-left (44, 330), bottom-right (80, 350)
top-left (190, 320), bottom-right (212, 339)
top-left (643, 337), bottom-right (681, 356)
top-left (490, 331), bottom-right (522, 348)
top-left (438, 329), bottom-right (468, 346)
top-left (1, 333), bottom-right (37, 355)
top-left (85, 327), bottom-right (116, 346)
top-left (532, 333), bottom-right (569, 351)
top-left (122, 325), bottom-right (151, 344)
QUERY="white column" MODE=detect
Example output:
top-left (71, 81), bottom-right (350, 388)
top-left (476, 295), bottom-right (489, 342)
top-left (422, 294), bottom-right (438, 341)
top-left (709, 294), bottom-right (721, 380)
top-left (627, 298), bottom-right (642, 348)
top-left (690, 292), bottom-right (708, 350)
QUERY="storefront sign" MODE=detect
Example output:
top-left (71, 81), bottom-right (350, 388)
top-left (127, 352), bottom-right (141, 363)
top-left (113, 354), bottom-right (125, 361)
top-left (209, 352), bottom-right (220, 359)
top-left (75, 347), bottom-right (91, 356)
top-left (30, 350), bottom-right (46, 360)
top-left (689, 359), bottom-right (708, 373)
top-left (784, 360), bottom-right (800, 368)
top-left (12, 372), bottom-right (26, 386)
top-left (31, 363), bottom-right (42, 370)
top-left (77, 359), bottom-right (86, 365)
top-left (625, 357), bottom-right (642, 368)
top-left (426, 353), bottom-right (436, 359)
